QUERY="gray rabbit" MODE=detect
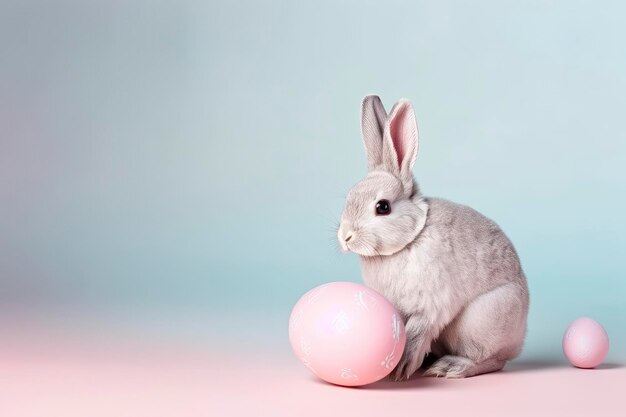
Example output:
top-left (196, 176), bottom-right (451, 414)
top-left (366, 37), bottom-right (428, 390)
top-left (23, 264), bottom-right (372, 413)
top-left (337, 95), bottom-right (529, 380)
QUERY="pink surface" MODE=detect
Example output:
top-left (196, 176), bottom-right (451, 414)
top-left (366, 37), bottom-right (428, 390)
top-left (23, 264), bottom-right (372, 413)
top-left (563, 317), bottom-right (610, 369)
top-left (289, 282), bottom-right (406, 386)
top-left (0, 318), bottom-right (624, 417)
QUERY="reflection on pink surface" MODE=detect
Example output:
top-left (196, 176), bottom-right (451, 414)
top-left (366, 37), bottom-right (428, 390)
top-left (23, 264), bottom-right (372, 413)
top-left (0, 319), bottom-right (623, 417)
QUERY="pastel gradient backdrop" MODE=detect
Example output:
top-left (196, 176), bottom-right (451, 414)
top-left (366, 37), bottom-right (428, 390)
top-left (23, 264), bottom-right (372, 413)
top-left (1, 1), bottom-right (625, 416)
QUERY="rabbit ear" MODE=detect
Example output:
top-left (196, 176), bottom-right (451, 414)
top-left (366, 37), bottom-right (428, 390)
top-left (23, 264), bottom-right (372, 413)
top-left (360, 95), bottom-right (388, 171)
top-left (382, 99), bottom-right (419, 190)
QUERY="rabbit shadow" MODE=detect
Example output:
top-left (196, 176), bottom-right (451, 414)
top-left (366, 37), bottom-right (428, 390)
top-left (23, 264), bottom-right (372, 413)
top-left (503, 358), bottom-right (565, 373)
top-left (504, 358), bottom-right (623, 373)
top-left (308, 359), bottom-right (624, 391)
top-left (360, 373), bottom-right (445, 391)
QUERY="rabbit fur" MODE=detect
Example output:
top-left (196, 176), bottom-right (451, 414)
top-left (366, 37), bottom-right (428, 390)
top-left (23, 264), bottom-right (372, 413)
top-left (337, 95), bottom-right (529, 380)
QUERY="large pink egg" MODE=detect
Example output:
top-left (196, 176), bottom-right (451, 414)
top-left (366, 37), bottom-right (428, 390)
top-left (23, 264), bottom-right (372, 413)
top-left (562, 317), bottom-right (609, 369)
top-left (289, 282), bottom-right (406, 386)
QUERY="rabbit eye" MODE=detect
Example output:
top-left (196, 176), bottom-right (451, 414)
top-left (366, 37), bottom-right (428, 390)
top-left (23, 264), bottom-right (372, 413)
top-left (375, 199), bottom-right (391, 216)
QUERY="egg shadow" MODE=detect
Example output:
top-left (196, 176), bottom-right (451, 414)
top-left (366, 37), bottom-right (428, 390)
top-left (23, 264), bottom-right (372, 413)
top-left (307, 372), bottom-right (445, 391)
top-left (582, 362), bottom-right (622, 370)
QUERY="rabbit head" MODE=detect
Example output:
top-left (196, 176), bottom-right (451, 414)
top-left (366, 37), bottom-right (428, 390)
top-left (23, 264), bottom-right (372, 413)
top-left (337, 95), bottom-right (428, 257)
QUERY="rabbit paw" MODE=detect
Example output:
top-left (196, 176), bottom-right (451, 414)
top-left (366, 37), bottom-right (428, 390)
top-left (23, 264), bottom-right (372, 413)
top-left (389, 315), bottom-right (431, 381)
top-left (423, 356), bottom-right (506, 378)
top-left (389, 354), bottom-right (416, 381)
top-left (389, 345), bottom-right (425, 381)
top-left (423, 355), bottom-right (475, 378)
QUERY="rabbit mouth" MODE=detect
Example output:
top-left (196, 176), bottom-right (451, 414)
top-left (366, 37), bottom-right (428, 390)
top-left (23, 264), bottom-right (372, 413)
top-left (338, 227), bottom-right (385, 256)
top-left (339, 236), bottom-right (363, 254)
top-left (347, 240), bottom-right (384, 257)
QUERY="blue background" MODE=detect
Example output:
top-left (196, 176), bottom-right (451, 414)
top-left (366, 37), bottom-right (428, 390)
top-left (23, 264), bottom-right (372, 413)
top-left (1, 1), bottom-right (624, 358)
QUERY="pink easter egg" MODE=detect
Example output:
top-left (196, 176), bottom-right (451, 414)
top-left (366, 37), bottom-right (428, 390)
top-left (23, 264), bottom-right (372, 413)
top-left (288, 281), bottom-right (406, 386)
top-left (562, 317), bottom-right (609, 369)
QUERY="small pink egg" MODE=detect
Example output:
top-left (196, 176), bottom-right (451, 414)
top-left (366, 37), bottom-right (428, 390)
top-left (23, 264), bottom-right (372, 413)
top-left (289, 282), bottom-right (406, 386)
top-left (562, 317), bottom-right (609, 369)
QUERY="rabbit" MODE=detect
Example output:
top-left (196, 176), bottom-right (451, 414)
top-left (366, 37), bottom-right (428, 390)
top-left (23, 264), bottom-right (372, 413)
top-left (337, 95), bottom-right (529, 380)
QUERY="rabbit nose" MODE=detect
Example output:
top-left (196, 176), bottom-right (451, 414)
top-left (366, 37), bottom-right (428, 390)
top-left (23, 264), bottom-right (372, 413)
top-left (344, 234), bottom-right (353, 242)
